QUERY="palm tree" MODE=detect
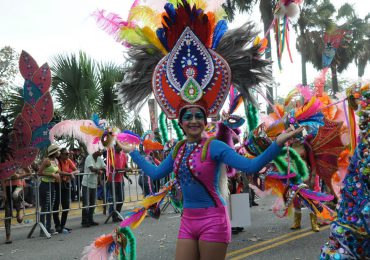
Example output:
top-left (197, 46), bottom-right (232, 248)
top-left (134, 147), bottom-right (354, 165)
top-left (97, 62), bottom-right (128, 129)
top-left (336, 4), bottom-right (370, 79)
top-left (223, 0), bottom-right (278, 112)
top-left (3, 87), bottom-right (23, 123)
top-left (295, 1), bottom-right (359, 94)
top-left (51, 52), bottom-right (144, 133)
top-left (222, 0), bottom-right (258, 22)
top-left (51, 51), bottom-right (99, 119)
top-left (295, 0), bottom-right (335, 85)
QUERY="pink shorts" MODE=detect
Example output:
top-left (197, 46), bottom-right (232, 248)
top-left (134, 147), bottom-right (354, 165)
top-left (178, 206), bottom-right (231, 243)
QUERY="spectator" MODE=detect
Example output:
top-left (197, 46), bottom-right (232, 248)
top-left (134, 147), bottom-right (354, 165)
top-left (70, 148), bottom-right (83, 201)
top-left (107, 145), bottom-right (132, 222)
top-left (2, 167), bottom-right (31, 243)
top-left (38, 144), bottom-right (61, 236)
top-left (81, 149), bottom-right (105, 227)
top-left (138, 152), bottom-right (156, 196)
top-left (53, 148), bottom-right (79, 233)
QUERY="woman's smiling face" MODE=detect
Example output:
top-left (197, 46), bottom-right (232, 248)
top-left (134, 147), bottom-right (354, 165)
top-left (179, 107), bottom-right (207, 141)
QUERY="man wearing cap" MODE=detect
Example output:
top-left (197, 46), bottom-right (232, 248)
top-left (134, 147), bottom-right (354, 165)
top-left (81, 149), bottom-right (106, 227)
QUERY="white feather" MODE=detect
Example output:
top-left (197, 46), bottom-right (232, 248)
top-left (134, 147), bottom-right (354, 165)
top-left (49, 120), bottom-right (104, 154)
top-left (219, 164), bottom-right (229, 201)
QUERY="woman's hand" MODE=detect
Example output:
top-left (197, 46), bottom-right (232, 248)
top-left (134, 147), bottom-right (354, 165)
top-left (54, 173), bottom-right (61, 182)
top-left (276, 126), bottom-right (305, 146)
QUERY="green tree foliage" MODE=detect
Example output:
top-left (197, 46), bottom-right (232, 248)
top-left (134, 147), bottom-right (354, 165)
top-left (336, 4), bottom-right (370, 78)
top-left (51, 51), bottom-right (142, 132)
top-left (0, 46), bottom-right (19, 101)
top-left (222, 0), bottom-right (258, 21)
top-left (295, 1), bottom-right (361, 94)
top-left (295, 0), bottom-right (335, 85)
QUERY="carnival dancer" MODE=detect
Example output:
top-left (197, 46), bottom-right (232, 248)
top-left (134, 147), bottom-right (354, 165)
top-left (122, 107), bottom-right (302, 259)
top-left (92, 1), bottom-right (303, 258)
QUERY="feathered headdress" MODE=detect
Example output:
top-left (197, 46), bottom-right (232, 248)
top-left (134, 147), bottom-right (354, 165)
top-left (96, 0), bottom-right (272, 119)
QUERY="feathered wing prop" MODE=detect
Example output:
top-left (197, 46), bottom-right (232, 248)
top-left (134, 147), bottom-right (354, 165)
top-left (49, 120), bottom-right (104, 154)
top-left (120, 181), bottom-right (175, 230)
top-left (306, 118), bottom-right (346, 194)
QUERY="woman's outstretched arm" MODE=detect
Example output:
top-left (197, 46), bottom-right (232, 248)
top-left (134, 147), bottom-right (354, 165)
top-left (210, 140), bottom-right (281, 174)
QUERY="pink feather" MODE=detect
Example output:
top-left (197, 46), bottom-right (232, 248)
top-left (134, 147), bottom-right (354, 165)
top-left (299, 189), bottom-right (334, 201)
top-left (117, 133), bottom-right (141, 145)
top-left (81, 243), bottom-right (109, 260)
top-left (296, 85), bottom-right (313, 102)
top-left (119, 209), bottom-right (146, 228)
top-left (314, 68), bottom-right (328, 96)
top-left (296, 97), bottom-right (322, 121)
top-left (93, 10), bottom-right (128, 42)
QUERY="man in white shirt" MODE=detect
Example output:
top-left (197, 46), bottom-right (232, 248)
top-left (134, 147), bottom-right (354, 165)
top-left (81, 149), bottom-right (106, 227)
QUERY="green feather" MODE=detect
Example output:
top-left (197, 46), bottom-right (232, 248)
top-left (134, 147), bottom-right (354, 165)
top-left (247, 103), bottom-right (258, 132)
top-left (159, 111), bottom-right (169, 144)
top-left (272, 147), bottom-right (309, 183)
top-left (119, 227), bottom-right (137, 260)
top-left (171, 119), bottom-right (184, 141)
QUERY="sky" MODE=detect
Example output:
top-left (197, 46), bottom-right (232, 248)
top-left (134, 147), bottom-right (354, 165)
top-left (0, 0), bottom-right (369, 128)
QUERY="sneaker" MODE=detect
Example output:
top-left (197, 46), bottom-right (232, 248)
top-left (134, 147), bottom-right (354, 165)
top-left (89, 221), bottom-right (99, 226)
top-left (64, 227), bottom-right (72, 232)
top-left (50, 229), bottom-right (58, 235)
top-left (61, 228), bottom-right (70, 234)
top-left (231, 228), bottom-right (240, 235)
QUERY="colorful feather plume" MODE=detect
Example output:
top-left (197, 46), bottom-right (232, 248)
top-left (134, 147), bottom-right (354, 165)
top-left (82, 227), bottom-right (136, 260)
top-left (295, 96), bottom-right (322, 121)
top-left (142, 139), bottom-right (164, 152)
top-left (49, 120), bottom-right (104, 154)
top-left (128, 5), bottom-right (162, 30)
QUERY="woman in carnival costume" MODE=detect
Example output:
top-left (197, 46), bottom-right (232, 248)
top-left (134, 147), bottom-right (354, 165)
top-left (94, 0), bottom-right (303, 258)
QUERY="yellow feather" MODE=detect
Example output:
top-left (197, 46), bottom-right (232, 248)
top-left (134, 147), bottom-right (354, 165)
top-left (253, 36), bottom-right (261, 46)
top-left (131, 210), bottom-right (147, 229)
top-left (80, 126), bottom-right (104, 137)
top-left (119, 27), bottom-right (148, 45)
top-left (295, 96), bottom-right (316, 118)
top-left (142, 26), bottom-right (168, 55)
top-left (214, 9), bottom-right (227, 21)
top-left (140, 191), bottom-right (167, 208)
top-left (128, 6), bottom-right (162, 30)
top-left (284, 88), bottom-right (298, 107)
top-left (189, 0), bottom-right (207, 9)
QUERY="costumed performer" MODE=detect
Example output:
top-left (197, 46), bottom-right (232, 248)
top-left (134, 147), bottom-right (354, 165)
top-left (111, 1), bottom-right (304, 259)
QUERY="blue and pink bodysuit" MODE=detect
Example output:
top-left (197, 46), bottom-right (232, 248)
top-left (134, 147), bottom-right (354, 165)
top-left (130, 138), bottom-right (281, 243)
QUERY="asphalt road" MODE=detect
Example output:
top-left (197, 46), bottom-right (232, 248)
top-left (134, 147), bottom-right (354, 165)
top-left (0, 196), bottom-right (330, 260)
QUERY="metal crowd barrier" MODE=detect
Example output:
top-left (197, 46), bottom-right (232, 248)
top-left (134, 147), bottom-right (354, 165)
top-left (0, 169), bottom-right (150, 240)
